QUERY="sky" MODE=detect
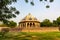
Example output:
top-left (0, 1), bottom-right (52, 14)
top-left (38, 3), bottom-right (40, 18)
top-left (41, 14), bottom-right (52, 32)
top-left (10, 0), bottom-right (60, 23)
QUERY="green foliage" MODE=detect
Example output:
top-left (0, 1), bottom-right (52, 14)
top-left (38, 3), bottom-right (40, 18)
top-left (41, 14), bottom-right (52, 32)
top-left (40, 19), bottom-right (52, 27)
top-left (7, 21), bottom-right (17, 28)
top-left (0, 28), bottom-right (9, 37)
top-left (25, 0), bottom-right (54, 8)
top-left (44, 0), bottom-right (47, 1)
top-left (46, 5), bottom-right (50, 8)
top-left (40, 0), bottom-right (43, 1)
top-left (30, 2), bottom-right (34, 6)
top-left (50, 0), bottom-right (54, 2)
top-left (25, 0), bottom-right (28, 3)
top-left (0, 0), bottom-right (19, 25)
top-left (0, 21), bottom-right (17, 28)
top-left (52, 20), bottom-right (58, 27)
top-left (0, 32), bottom-right (60, 40)
top-left (56, 17), bottom-right (60, 26)
top-left (40, 16), bottom-right (60, 27)
top-left (52, 16), bottom-right (60, 27)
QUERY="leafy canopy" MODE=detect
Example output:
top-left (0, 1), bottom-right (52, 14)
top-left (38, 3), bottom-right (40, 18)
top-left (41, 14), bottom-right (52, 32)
top-left (0, 0), bottom-right (19, 25)
top-left (41, 19), bottom-right (52, 27)
top-left (25, 0), bottom-right (54, 8)
top-left (7, 21), bottom-right (17, 28)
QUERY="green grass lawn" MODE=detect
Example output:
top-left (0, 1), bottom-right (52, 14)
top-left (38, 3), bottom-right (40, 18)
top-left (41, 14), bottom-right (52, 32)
top-left (0, 32), bottom-right (60, 40)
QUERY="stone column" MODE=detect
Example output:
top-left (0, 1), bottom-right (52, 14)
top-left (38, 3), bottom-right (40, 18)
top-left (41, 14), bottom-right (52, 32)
top-left (26, 22), bottom-right (27, 28)
top-left (35, 23), bottom-right (36, 28)
top-left (29, 23), bottom-right (30, 28)
top-left (21, 24), bottom-right (22, 28)
top-left (24, 23), bottom-right (26, 28)
top-left (32, 22), bottom-right (33, 28)
top-left (39, 23), bottom-right (40, 27)
top-left (19, 24), bottom-right (21, 28)
top-left (22, 23), bottom-right (23, 28)
top-left (38, 23), bottom-right (40, 27)
top-left (36, 23), bottom-right (38, 28)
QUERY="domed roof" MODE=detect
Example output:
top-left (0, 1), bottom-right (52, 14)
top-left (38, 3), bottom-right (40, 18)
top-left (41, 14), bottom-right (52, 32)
top-left (20, 13), bottom-right (40, 22)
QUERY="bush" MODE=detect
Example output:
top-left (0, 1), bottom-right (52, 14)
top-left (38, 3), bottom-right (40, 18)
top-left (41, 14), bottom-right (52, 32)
top-left (0, 28), bottom-right (9, 37)
top-left (1, 28), bottom-right (9, 33)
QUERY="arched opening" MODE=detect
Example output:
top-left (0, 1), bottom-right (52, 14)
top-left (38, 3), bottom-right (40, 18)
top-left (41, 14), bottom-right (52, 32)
top-left (33, 23), bottom-right (35, 27)
top-left (30, 23), bottom-right (32, 27)
top-left (27, 23), bottom-right (29, 26)
top-left (23, 24), bottom-right (25, 28)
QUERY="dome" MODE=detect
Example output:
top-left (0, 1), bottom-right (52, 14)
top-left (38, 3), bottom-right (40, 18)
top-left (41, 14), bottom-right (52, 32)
top-left (20, 13), bottom-right (40, 22)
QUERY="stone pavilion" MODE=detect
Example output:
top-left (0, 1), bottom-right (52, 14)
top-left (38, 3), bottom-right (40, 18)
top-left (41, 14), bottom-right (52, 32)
top-left (19, 13), bottom-right (40, 29)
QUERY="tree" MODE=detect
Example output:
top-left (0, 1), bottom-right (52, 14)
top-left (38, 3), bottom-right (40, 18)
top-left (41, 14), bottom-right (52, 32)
top-left (56, 17), bottom-right (60, 26)
top-left (56, 17), bottom-right (60, 31)
top-left (25, 0), bottom-right (54, 8)
top-left (7, 21), bottom-right (17, 28)
top-left (40, 19), bottom-right (52, 27)
top-left (52, 17), bottom-right (60, 27)
top-left (0, 0), bottom-right (19, 26)
top-left (52, 20), bottom-right (58, 27)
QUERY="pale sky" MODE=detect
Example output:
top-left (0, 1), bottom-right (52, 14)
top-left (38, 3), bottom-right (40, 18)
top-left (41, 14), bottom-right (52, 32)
top-left (10, 0), bottom-right (60, 23)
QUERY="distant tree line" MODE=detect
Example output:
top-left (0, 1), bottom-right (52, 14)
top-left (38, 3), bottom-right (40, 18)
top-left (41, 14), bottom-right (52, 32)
top-left (0, 21), bottom-right (17, 28)
top-left (40, 16), bottom-right (60, 27)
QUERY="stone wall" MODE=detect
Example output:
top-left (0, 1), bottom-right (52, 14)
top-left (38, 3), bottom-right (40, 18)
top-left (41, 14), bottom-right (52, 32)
top-left (0, 27), bottom-right (59, 32)
top-left (21, 27), bottom-right (59, 32)
top-left (0, 27), bottom-right (9, 32)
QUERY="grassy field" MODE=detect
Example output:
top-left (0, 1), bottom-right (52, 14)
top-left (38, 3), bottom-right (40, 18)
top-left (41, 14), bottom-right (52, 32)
top-left (0, 32), bottom-right (60, 40)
